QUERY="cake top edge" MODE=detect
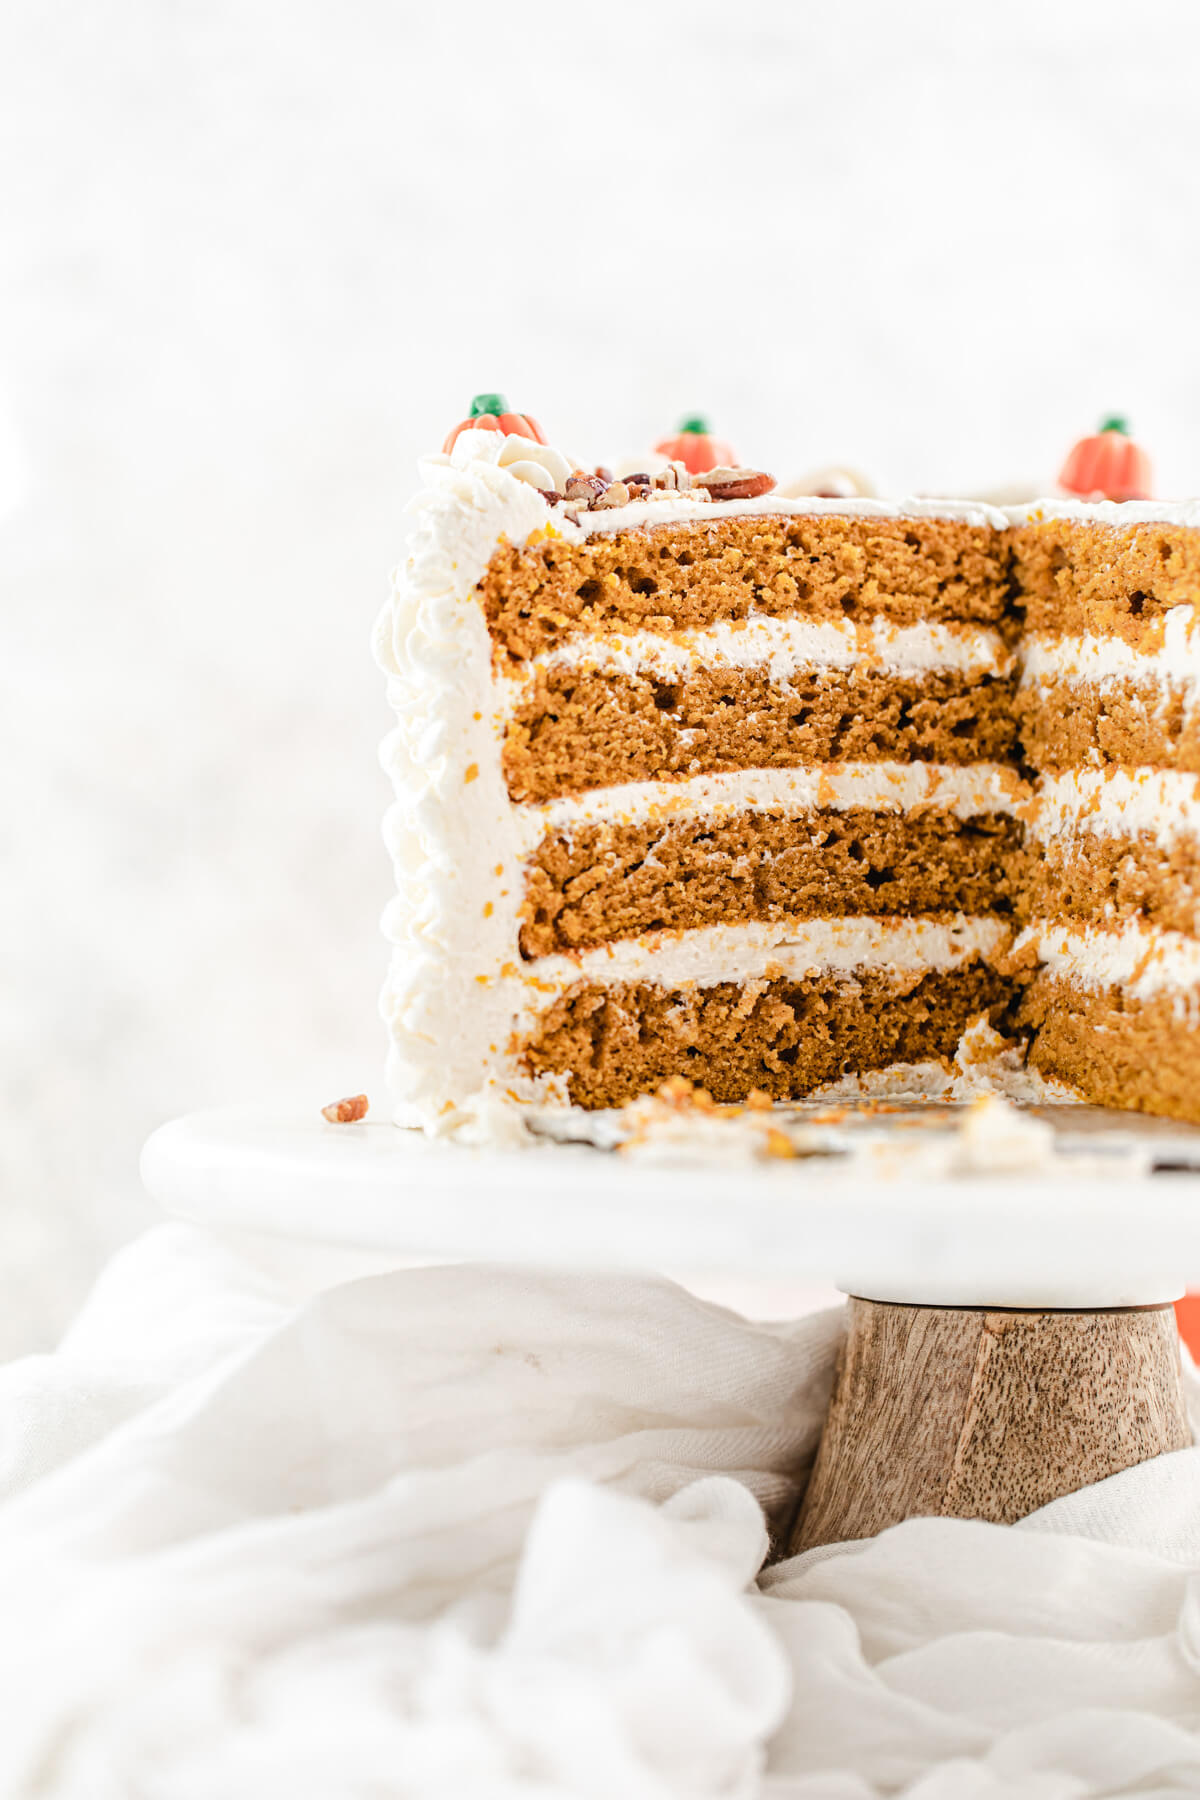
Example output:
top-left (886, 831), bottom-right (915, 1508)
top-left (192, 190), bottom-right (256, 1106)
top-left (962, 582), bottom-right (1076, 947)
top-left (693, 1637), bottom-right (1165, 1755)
top-left (1005, 496), bottom-right (1200, 529)
top-left (412, 429), bottom-right (1200, 540)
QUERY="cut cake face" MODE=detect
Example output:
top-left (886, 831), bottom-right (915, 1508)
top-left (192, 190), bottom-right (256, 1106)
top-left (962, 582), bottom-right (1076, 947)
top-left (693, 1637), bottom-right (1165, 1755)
top-left (374, 418), bottom-right (1200, 1129)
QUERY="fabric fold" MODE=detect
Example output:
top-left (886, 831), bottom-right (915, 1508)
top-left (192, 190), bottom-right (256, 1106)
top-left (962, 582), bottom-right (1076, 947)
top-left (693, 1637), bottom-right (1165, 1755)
top-left (3, 1225), bottom-right (1200, 1796)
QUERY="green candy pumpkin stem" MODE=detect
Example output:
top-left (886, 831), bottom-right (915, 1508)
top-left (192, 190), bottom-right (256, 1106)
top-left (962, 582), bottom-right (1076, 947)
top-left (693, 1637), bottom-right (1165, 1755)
top-left (1100, 415), bottom-right (1130, 436)
top-left (679, 414), bottom-right (712, 436)
top-left (470, 392), bottom-right (508, 419)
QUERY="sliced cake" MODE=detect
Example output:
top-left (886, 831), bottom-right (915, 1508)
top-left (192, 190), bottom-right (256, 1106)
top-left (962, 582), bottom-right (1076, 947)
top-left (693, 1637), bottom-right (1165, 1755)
top-left (374, 401), bottom-right (1200, 1129)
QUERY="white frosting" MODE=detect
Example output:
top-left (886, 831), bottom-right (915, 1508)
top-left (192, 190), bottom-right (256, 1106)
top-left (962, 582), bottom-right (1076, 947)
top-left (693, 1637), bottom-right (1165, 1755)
top-left (564, 486), bottom-right (1011, 539)
top-left (518, 915), bottom-right (1010, 999)
top-left (562, 490), bottom-right (1200, 541)
top-left (518, 614), bottom-right (1014, 685)
top-left (812, 1019), bottom-right (1079, 1107)
top-left (1005, 498), bottom-right (1200, 530)
top-left (430, 427), bottom-right (573, 495)
top-left (1017, 920), bottom-right (1200, 1002)
top-left (556, 489), bottom-right (1200, 542)
top-left (1020, 606), bottom-right (1200, 691)
top-left (1030, 767), bottom-right (1200, 845)
top-left (524, 762), bottom-right (1024, 846)
top-left (374, 438), bottom-right (565, 1119)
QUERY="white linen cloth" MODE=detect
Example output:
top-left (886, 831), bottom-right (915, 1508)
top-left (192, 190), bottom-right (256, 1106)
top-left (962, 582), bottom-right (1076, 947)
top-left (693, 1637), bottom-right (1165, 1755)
top-left (2, 1227), bottom-right (1200, 1797)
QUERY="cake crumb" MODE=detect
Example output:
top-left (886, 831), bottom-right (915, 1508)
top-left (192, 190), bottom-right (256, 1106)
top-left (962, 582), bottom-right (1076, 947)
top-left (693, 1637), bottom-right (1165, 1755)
top-left (955, 1093), bottom-right (1056, 1171)
top-left (946, 1017), bottom-right (1079, 1104)
top-left (655, 1076), bottom-right (716, 1112)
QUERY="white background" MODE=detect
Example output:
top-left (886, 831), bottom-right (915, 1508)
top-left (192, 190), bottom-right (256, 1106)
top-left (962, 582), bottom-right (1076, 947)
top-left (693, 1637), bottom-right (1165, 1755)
top-left (3, 0), bottom-right (1200, 1355)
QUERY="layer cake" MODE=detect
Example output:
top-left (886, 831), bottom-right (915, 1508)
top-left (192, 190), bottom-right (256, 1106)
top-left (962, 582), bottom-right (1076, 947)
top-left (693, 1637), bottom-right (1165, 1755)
top-left (374, 413), bottom-right (1200, 1128)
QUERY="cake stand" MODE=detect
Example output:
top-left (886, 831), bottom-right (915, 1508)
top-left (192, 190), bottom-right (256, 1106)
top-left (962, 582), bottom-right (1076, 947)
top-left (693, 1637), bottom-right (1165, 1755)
top-left (142, 1102), bottom-right (1200, 1551)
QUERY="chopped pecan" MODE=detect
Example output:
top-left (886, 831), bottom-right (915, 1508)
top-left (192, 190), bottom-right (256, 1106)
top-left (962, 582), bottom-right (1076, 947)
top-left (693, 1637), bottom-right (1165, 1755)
top-left (564, 474), bottom-right (608, 505)
top-left (322, 1094), bottom-right (369, 1123)
top-left (652, 460), bottom-right (692, 492)
top-left (693, 467), bottom-right (776, 501)
top-left (591, 479), bottom-right (631, 508)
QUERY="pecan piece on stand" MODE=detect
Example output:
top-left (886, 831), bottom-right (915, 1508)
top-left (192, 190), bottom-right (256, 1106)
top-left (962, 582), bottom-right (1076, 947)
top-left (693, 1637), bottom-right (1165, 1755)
top-left (694, 467), bottom-right (776, 501)
top-left (322, 1094), bottom-right (369, 1123)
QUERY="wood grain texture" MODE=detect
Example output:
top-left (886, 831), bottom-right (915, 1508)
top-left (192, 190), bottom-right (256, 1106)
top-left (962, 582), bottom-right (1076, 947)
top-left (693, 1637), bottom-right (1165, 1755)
top-left (791, 1299), bottom-right (1191, 1552)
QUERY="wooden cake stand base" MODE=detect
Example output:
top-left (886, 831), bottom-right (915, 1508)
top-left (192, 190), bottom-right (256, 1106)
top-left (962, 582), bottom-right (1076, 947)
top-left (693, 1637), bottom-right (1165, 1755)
top-left (791, 1298), bottom-right (1192, 1552)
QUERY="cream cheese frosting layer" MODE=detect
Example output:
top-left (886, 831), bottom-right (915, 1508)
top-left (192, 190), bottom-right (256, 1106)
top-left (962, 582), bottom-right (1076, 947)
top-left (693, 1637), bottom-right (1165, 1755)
top-left (521, 762), bottom-right (1026, 847)
top-left (514, 615), bottom-right (1015, 686)
top-left (518, 914), bottom-right (1012, 998)
top-left (1029, 768), bottom-right (1200, 845)
top-left (1017, 919), bottom-right (1200, 1001)
top-left (1005, 499), bottom-right (1200, 530)
top-left (1019, 607), bottom-right (1200, 691)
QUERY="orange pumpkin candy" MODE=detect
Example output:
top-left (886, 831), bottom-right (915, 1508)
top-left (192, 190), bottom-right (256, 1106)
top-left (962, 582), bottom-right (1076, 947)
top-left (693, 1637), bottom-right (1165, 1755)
top-left (1058, 416), bottom-right (1153, 502)
top-left (443, 393), bottom-right (548, 455)
top-left (654, 414), bottom-right (736, 476)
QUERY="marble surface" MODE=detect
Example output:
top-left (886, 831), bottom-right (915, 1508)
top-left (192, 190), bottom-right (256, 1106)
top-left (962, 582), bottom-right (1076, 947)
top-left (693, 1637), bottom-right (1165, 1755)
top-left (142, 1104), bottom-right (1200, 1308)
top-left (5, 0), bottom-right (1200, 1353)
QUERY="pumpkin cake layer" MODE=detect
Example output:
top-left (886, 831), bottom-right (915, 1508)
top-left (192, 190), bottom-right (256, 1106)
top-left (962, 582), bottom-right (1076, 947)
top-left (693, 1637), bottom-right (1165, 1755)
top-left (1024, 769), bottom-right (1200, 936)
top-left (1017, 608), bottom-right (1200, 773)
top-left (504, 665), bottom-right (1018, 803)
top-left (519, 809), bottom-right (1021, 957)
top-left (1026, 841), bottom-right (1200, 936)
top-left (483, 514), bottom-right (1013, 663)
top-left (1012, 918), bottom-right (1200, 1121)
top-left (518, 963), bottom-right (1010, 1109)
top-left (1019, 979), bottom-right (1200, 1125)
top-left (1013, 520), bottom-right (1200, 637)
top-left (1017, 676), bottom-right (1200, 774)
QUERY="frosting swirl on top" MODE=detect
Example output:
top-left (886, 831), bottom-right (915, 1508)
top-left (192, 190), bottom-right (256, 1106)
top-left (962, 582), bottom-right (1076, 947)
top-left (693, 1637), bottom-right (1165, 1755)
top-left (432, 427), bottom-right (573, 496)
